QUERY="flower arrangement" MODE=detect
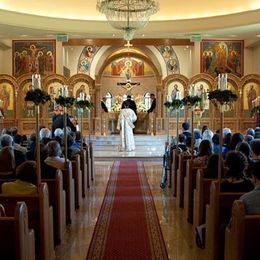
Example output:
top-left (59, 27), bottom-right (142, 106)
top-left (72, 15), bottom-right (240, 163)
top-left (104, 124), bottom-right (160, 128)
top-left (251, 105), bottom-right (260, 117)
top-left (136, 101), bottom-right (147, 112)
top-left (172, 99), bottom-right (183, 109)
top-left (25, 89), bottom-right (50, 105)
top-left (164, 101), bottom-right (172, 109)
top-left (182, 95), bottom-right (201, 107)
top-left (75, 99), bottom-right (94, 110)
top-left (55, 96), bottom-right (75, 108)
top-left (111, 101), bottom-right (121, 112)
top-left (208, 89), bottom-right (238, 106)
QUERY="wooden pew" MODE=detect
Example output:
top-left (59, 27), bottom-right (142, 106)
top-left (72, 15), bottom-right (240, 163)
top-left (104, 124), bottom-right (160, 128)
top-left (193, 170), bottom-right (215, 228)
top-left (176, 153), bottom-right (191, 207)
top-left (62, 161), bottom-right (75, 225)
top-left (172, 150), bottom-right (179, 196)
top-left (0, 183), bottom-right (55, 260)
top-left (205, 181), bottom-right (244, 260)
top-left (0, 202), bottom-right (35, 260)
top-left (71, 154), bottom-right (83, 209)
top-left (80, 149), bottom-right (88, 197)
top-left (183, 160), bottom-right (205, 223)
top-left (42, 170), bottom-right (66, 245)
top-left (225, 200), bottom-right (260, 260)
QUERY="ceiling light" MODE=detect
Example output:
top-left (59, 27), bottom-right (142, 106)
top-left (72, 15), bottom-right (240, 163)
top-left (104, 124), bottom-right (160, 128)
top-left (97, 0), bottom-right (159, 42)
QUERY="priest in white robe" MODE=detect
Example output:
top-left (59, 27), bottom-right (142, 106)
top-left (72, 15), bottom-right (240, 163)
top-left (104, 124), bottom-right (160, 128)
top-left (117, 100), bottom-right (137, 151)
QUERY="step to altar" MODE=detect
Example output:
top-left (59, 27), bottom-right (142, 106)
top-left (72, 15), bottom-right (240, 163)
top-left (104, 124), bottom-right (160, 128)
top-left (88, 135), bottom-right (167, 159)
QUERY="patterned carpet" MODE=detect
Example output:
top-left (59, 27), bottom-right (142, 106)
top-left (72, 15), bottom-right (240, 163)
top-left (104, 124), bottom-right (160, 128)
top-left (86, 160), bottom-right (168, 260)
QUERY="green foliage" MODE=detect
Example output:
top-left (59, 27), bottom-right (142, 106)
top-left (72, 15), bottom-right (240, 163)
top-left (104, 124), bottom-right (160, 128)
top-left (182, 95), bottom-right (201, 107)
top-left (55, 96), bottom-right (75, 108)
top-left (208, 90), bottom-right (238, 105)
top-left (24, 89), bottom-right (50, 105)
top-left (164, 101), bottom-right (172, 109)
top-left (75, 100), bottom-right (94, 110)
top-left (171, 99), bottom-right (183, 109)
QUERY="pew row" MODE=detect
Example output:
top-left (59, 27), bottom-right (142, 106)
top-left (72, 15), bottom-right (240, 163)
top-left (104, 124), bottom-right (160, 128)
top-left (0, 202), bottom-right (35, 260)
top-left (176, 154), bottom-right (191, 207)
top-left (183, 160), bottom-right (205, 223)
top-left (205, 181), bottom-right (244, 260)
top-left (42, 170), bottom-right (66, 245)
top-left (225, 200), bottom-right (260, 260)
top-left (62, 161), bottom-right (75, 225)
top-left (193, 170), bottom-right (215, 228)
top-left (0, 183), bottom-right (55, 260)
top-left (71, 154), bottom-right (83, 209)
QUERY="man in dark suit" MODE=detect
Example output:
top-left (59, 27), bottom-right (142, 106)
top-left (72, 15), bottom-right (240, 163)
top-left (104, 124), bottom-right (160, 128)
top-left (122, 95), bottom-right (137, 115)
top-left (147, 93), bottom-right (156, 113)
top-left (52, 112), bottom-right (76, 135)
top-left (101, 97), bottom-right (108, 113)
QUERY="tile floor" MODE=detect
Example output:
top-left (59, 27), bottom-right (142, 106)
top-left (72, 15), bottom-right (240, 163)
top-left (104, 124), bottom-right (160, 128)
top-left (55, 160), bottom-right (209, 260)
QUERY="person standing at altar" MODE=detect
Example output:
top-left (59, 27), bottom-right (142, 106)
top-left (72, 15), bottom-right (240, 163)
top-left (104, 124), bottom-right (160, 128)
top-left (147, 93), bottom-right (156, 134)
top-left (121, 95), bottom-right (137, 115)
top-left (117, 101), bottom-right (137, 152)
top-left (101, 97), bottom-right (108, 113)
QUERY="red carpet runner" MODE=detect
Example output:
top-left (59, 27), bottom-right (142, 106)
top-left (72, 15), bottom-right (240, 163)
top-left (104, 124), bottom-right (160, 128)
top-left (86, 160), bottom-right (168, 260)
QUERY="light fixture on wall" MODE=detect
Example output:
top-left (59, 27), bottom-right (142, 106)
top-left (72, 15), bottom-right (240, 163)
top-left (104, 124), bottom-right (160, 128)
top-left (97, 0), bottom-right (159, 42)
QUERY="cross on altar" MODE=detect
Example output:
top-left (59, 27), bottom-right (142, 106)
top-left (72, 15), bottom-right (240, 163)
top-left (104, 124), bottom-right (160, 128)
top-left (117, 81), bottom-right (140, 91)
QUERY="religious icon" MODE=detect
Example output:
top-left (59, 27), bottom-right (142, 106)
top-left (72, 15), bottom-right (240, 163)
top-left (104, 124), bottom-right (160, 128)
top-left (0, 83), bottom-right (14, 118)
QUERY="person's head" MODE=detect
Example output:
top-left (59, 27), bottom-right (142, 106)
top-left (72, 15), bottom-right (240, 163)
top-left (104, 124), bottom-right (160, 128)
top-left (229, 133), bottom-right (244, 150)
top-left (1, 134), bottom-right (13, 147)
top-left (198, 139), bottom-right (212, 157)
top-left (194, 129), bottom-right (202, 140)
top-left (39, 128), bottom-right (52, 140)
top-left (16, 161), bottom-right (37, 184)
top-left (250, 139), bottom-right (260, 157)
top-left (246, 128), bottom-right (255, 137)
top-left (235, 142), bottom-right (251, 159)
top-left (202, 129), bottom-right (214, 141)
top-left (127, 95), bottom-right (131, 100)
top-left (123, 100), bottom-right (130, 109)
top-left (206, 154), bottom-right (224, 178)
top-left (223, 132), bottom-right (232, 146)
top-left (54, 128), bottom-right (63, 138)
top-left (102, 97), bottom-right (106, 102)
top-left (150, 93), bottom-right (155, 100)
top-left (223, 127), bottom-right (232, 137)
top-left (225, 151), bottom-right (247, 178)
top-left (10, 127), bottom-right (18, 136)
top-left (202, 125), bottom-right (208, 134)
top-left (47, 141), bottom-right (62, 157)
top-left (13, 135), bottom-right (23, 145)
top-left (182, 122), bottom-right (190, 131)
top-left (244, 134), bottom-right (254, 143)
top-left (251, 161), bottom-right (260, 184)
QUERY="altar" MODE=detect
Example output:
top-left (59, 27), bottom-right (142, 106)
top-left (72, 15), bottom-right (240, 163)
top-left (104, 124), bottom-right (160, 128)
top-left (108, 112), bottom-right (149, 134)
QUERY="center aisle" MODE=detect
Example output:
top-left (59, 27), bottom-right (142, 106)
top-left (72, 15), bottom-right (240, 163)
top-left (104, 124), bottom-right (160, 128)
top-left (86, 160), bottom-right (169, 260)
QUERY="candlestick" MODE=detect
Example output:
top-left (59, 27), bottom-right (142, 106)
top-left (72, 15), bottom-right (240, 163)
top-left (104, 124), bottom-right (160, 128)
top-left (32, 74), bottom-right (35, 89)
top-left (38, 74), bottom-right (41, 89)
top-left (218, 74), bottom-right (221, 90)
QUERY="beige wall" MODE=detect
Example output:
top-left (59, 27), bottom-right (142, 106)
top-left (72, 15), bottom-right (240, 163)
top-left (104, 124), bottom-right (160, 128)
top-left (252, 45), bottom-right (260, 74)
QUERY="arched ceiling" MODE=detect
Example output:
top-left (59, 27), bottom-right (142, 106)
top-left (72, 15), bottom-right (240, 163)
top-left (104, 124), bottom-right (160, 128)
top-left (0, 0), bottom-right (260, 42)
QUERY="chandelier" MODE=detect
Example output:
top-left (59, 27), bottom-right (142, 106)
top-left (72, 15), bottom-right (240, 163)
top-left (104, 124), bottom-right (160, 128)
top-left (97, 0), bottom-right (159, 41)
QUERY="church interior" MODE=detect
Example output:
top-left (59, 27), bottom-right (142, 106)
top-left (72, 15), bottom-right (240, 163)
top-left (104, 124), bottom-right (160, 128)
top-left (0, 1), bottom-right (260, 259)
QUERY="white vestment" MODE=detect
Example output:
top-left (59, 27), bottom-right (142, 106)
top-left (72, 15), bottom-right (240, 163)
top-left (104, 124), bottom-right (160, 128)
top-left (117, 108), bottom-right (137, 151)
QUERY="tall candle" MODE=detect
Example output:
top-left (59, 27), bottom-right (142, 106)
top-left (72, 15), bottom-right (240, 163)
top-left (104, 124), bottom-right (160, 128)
top-left (38, 74), bottom-right (41, 89)
top-left (218, 74), bottom-right (221, 89)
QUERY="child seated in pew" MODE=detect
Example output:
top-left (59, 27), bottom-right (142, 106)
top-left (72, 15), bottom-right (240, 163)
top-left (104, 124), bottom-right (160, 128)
top-left (1, 161), bottom-right (37, 195)
top-left (240, 161), bottom-right (260, 214)
top-left (220, 151), bottom-right (254, 192)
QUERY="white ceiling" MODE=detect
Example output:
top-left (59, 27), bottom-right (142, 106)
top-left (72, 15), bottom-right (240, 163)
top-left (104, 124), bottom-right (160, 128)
top-left (0, 0), bottom-right (260, 44)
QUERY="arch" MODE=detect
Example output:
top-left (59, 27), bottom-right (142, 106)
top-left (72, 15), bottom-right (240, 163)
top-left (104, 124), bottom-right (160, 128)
top-left (96, 50), bottom-right (161, 84)
top-left (163, 74), bottom-right (189, 90)
top-left (43, 74), bottom-right (68, 91)
top-left (241, 74), bottom-right (260, 86)
top-left (190, 73), bottom-right (215, 90)
top-left (68, 74), bottom-right (95, 94)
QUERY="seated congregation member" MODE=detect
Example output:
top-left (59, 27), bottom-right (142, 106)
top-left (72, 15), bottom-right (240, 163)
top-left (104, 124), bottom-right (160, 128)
top-left (246, 128), bottom-right (255, 138)
top-left (228, 132), bottom-right (244, 151)
top-left (244, 134), bottom-right (254, 143)
top-left (67, 134), bottom-right (80, 160)
top-left (240, 161), bottom-right (260, 214)
top-left (246, 139), bottom-right (260, 177)
top-left (0, 134), bottom-right (15, 174)
top-left (194, 128), bottom-right (202, 151)
top-left (1, 161), bottom-right (37, 195)
top-left (44, 140), bottom-right (66, 171)
top-left (177, 134), bottom-right (188, 152)
top-left (220, 151), bottom-right (254, 192)
top-left (235, 142), bottom-right (252, 176)
top-left (182, 122), bottom-right (191, 139)
top-left (73, 131), bottom-right (82, 149)
top-left (202, 128), bottom-right (214, 143)
top-left (204, 154), bottom-right (224, 179)
top-left (193, 139), bottom-right (212, 167)
top-left (53, 128), bottom-right (64, 147)
top-left (39, 127), bottom-right (52, 145)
